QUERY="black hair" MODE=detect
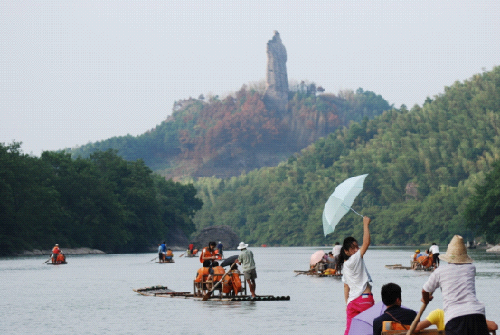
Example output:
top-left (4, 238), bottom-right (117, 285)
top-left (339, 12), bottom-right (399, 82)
top-left (339, 236), bottom-right (358, 265)
top-left (381, 283), bottom-right (402, 306)
top-left (335, 242), bottom-right (340, 245)
top-left (209, 241), bottom-right (216, 248)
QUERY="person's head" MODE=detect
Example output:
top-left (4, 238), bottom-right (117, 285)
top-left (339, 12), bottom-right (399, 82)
top-left (237, 242), bottom-right (248, 250)
top-left (328, 252), bottom-right (333, 256)
top-left (342, 237), bottom-right (359, 257)
top-left (209, 241), bottom-right (216, 249)
top-left (167, 248), bottom-right (171, 251)
top-left (203, 260), bottom-right (211, 267)
top-left (162, 241), bottom-right (165, 244)
top-left (440, 235), bottom-right (473, 264)
top-left (55, 244), bottom-right (59, 246)
top-left (381, 283), bottom-right (402, 307)
top-left (432, 243), bottom-right (436, 245)
top-left (335, 242), bottom-right (340, 246)
top-left (415, 249), bottom-right (420, 254)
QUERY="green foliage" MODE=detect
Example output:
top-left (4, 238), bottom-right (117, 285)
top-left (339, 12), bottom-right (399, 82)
top-left (0, 145), bottom-right (202, 255)
top-left (192, 66), bottom-right (500, 246)
top-left (464, 161), bottom-right (500, 243)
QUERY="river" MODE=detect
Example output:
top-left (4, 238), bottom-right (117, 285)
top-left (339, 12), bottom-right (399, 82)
top-left (1, 246), bottom-right (499, 335)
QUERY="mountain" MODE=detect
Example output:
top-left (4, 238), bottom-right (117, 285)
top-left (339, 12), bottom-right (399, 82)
top-left (68, 86), bottom-right (391, 180)
top-left (190, 66), bottom-right (500, 246)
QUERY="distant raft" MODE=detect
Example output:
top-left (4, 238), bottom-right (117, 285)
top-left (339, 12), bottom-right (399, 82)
top-left (133, 286), bottom-right (290, 302)
top-left (294, 269), bottom-right (341, 277)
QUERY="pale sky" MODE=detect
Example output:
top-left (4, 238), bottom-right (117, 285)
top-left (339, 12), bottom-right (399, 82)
top-left (1, 0), bottom-right (499, 157)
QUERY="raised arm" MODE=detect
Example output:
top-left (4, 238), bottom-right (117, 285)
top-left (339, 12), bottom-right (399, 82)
top-left (359, 216), bottom-right (371, 257)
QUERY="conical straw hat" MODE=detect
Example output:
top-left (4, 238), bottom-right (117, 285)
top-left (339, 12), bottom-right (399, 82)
top-left (439, 235), bottom-right (473, 264)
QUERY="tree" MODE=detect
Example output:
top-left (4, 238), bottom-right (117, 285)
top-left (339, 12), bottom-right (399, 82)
top-left (464, 161), bottom-right (500, 243)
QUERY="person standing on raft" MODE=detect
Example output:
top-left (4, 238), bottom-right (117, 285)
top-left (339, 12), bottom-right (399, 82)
top-left (340, 216), bottom-right (374, 335)
top-left (51, 244), bottom-right (61, 264)
top-left (235, 242), bottom-right (257, 298)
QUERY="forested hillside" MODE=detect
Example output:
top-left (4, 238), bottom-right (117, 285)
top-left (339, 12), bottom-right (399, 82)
top-left (0, 143), bottom-right (202, 256)
top-left (69, 85), bottom-right (391, 179)
top-left (191, 67), bottom-right (500, 246)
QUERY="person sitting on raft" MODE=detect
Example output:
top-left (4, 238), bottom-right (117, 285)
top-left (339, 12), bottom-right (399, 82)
top-left (415, 308), bottom-right (498, 333)
top-left (200, 241), bottom-right (218, 266)
top-left (222, 262), bottom-right (242, 297)
top-left (206, 261), bottom-right (225, 292)
top-left (165, 248), bottom-right (174, 262)
top-left (51, 244), bottom-right (61, 264)
top-left (195, 260), bottom-right (211, 296)
top-left (56, 252), bottom-right (66, 263)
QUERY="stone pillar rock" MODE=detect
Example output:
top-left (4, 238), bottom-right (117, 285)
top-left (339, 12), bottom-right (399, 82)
top-left (264, 31), bottom-right (289, 116)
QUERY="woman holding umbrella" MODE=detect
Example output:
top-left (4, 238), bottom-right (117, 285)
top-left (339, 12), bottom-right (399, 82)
top-left (341, 216), bottom-right (374, 335)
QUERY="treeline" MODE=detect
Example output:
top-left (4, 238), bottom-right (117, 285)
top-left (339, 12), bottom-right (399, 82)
top-left (190, 66), bottom-right (500, 246)
top-left (69, 85), bottom-right (391, 179)
top-left (0, 144), bottom-right (202, 256)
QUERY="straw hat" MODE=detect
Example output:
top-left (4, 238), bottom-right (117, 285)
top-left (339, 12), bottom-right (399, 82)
top-left (237, 242), bottom-right (249, 250)
top-left (440, 235), bottom-right (473, 264)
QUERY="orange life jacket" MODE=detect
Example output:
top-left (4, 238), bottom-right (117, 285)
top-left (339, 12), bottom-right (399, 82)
top-left (212, 266), bottom-right (225, 282)
top-left (192, 249), bottom-right (198, 255)
top-left (231, 272), bottom-right (242, 294)
top-left (56, 254), bottom-right (65, 263)
top-left (382, 321), bottom-right (409, 331)
top-left (418, 255), bottom-right (433, 268)
top-left (166, 250), bottom-right (173, 257)
top-left (52, 247), bottom-right (60, 254)
top-left (195, 267), bottom-right (210, 283)
top-left (200, 247), bottom-right (215, 263)
top-left (214, 250), bottom-right (222, 260)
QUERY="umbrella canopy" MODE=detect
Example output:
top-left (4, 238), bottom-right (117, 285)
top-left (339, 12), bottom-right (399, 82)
top-left (310, 250), bottom-right (326, 266)
top-left (322, 174), bottom-right (368, 236)
top-left (220, 254), bottom-right (239, 267)
top-left (348, 301), bottom-right (410, 335)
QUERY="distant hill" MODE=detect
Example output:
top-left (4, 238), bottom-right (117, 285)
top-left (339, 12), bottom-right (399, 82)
top-left (190, 67), bottom-right (500, 246)
top-left (69, 86), bottom-right (392, 179)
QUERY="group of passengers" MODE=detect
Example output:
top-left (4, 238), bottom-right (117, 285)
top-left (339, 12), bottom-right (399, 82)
top-left (311, 242), bottom-right (344, 275)
top-left (51, 244), bottom-right (66, 264)
top-left (195, 241), bottom-right (257, 298)
top-left (157, 241), bottom-right (174, 263)
top-left (340, 216), bottom-right (496, 335)
top-left (411, 242), bottom-right (440, 270)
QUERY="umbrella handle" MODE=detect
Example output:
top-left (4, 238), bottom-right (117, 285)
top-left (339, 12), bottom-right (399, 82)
top-left (349, 207), bottom-right (363, 217)
top-left (342, 203), bottom-right (363, 217)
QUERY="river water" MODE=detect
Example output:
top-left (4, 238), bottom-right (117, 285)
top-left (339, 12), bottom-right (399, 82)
top-left (1, 246), bottom-right (499, 335)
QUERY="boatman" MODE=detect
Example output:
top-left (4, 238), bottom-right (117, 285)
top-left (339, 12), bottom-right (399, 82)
top-left (235, 241), bottom-right (257, 298)
top-left (429, 242), bottom-right (440, 268)
top-left (51, 244), bottom-right (61, 264)
top-left (159, 241), bottom-right (167, 262)
top-left (421, 235), bottom-right (489, 334)
top-left (217, 241), bottom-right (224, 258)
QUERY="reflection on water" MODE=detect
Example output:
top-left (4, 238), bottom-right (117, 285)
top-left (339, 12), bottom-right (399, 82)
top-left (1, 247), bottom-right (499, 334)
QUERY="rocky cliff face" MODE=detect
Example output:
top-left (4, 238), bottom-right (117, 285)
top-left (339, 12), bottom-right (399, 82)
top-left (264, 31), bottom-right (288, 116)
top-left (191, 225), bottom-right (240, 251)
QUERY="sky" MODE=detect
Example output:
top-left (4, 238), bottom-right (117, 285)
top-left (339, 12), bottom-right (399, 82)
top-left (1, 1), bottom-right (499, 157)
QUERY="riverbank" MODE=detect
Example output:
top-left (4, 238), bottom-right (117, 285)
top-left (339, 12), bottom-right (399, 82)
top-left (19, 247), bottom-right (105, 256)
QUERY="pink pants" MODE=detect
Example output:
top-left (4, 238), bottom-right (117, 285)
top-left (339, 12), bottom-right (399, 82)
top-left (344, 293), bottom-right (375, 335)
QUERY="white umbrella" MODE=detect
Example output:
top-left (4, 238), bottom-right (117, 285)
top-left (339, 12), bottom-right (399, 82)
top-left (322, 174), bottom-right (368, 236)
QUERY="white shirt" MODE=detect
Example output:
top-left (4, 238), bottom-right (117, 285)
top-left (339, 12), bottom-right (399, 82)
top-left (422, 263), bottom-right (484, 324)
top-left (342, 250), bottom-right (372, 304)
top-left (332, 245), bottom-right (342, 257)
top-left (429, 245), bottom-right (440, 254)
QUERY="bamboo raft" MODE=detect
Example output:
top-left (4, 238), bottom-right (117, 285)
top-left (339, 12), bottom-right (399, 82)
top-left (294, 270), bottom-right (341, 278)
top-left (47, 262), bottom-right (68, 265)
top-left (385, 263), bottom-right (434, 271)
top-left (155, 260), bottom-right (175, 263)
top-left (133, 286), bottom-right (290, 302)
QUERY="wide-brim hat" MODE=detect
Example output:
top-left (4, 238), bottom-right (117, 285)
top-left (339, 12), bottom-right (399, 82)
top-left (440, 235), bottom-right (473, 264)
top-left (237, 242), bottom-right (249, 250)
